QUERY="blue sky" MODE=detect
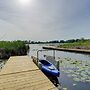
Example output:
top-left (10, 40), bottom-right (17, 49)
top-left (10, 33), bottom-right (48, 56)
top-left (0, 0), bottom-right (90, 41)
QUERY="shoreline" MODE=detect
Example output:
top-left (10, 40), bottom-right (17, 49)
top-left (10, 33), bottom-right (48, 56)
top-left (43, 46), bottom-right (90, 54)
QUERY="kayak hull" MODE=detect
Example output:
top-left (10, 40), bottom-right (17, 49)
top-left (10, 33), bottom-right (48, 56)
top-left (39, 60), bottom-right (60, 77)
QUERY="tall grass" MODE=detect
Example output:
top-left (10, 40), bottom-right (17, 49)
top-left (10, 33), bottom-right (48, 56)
top-left (0, 41), bottom-right (29, 59)
top-left (58, 40), bottom-right (90, 49)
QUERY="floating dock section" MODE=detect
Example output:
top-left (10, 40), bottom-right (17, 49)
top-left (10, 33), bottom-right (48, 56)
top-left (43, 46), bottom-right (90, 54)
top-left (0, 56), bottom-right (57, 90)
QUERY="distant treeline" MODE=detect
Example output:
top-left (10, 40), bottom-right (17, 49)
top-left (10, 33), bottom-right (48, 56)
top-left (24, 38), bottom-right (90, 44)
top-left (0, 41), bottom-right (29, 59)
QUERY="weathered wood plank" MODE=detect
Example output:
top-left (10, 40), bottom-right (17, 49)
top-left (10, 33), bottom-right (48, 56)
top-left (0, 56), bottom-right (57, 90)
top-left (0, 56), bottom-right (38, 75)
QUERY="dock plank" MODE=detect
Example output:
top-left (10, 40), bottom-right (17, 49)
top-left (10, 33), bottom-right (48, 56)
top-left (0, 56), bottom-right (57, 90)
top-left (0, 56), bottom-right (38, 75)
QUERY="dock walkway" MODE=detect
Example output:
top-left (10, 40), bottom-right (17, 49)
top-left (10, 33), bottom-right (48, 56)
top-left (43, 46), bottom-right (90, 54)
top-left (0, 56), bottom-right (57, 90)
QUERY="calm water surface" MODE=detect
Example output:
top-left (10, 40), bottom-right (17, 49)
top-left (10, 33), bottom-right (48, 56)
top-left (29, 44), bottom-right (90, 90)
top-left (0, 59), bottom-right (7, 71)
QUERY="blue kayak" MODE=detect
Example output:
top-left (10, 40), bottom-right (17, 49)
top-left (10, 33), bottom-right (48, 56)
top-left (39, 59), bottom-right (60, 77)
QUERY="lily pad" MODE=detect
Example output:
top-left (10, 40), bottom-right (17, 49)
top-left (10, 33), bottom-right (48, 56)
top-left (73, 77), bottom-right (80, 82)
top-left (73, 83), bottom-right (77, 86)
top-left (63, 88), bottom-right (68, 90)
top-left (71, 74), bottom-right (77, 77)
top-left (86, 80), bottom-right (90, 82)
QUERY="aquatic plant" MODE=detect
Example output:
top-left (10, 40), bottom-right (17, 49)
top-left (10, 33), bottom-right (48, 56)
top-left (59, 57), bottom-right (90, 83)
top-left (63, 88), bottom-right (68, 90)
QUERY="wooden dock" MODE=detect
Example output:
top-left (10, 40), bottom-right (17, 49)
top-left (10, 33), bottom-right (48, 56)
top-left (43, 46), bottom-right (90, 54)
top-left (0, 56), bottom-right (57, 90)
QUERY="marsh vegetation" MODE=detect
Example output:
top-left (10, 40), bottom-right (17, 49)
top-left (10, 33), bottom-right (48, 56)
top-left (58, 39), bottom-right (90, 50)
top-left (0, 41), bottom-right (29, 59)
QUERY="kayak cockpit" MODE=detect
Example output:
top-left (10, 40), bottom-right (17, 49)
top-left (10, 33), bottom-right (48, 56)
top-left (39, 60), bottom-right (51, 66)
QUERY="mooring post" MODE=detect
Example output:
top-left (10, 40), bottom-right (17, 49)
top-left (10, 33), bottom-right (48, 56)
top-left (53, 50), bottom-right (55, 60)
top-left (37, 50), bottom-right (43, 66)
top-left (57, 60), bottom-right (60, 71)
top-left (37, 50), bottom-right (39, 65)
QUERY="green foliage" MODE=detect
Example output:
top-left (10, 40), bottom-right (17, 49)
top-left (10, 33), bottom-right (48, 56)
top-left (0, 41), bottom-right (29, 59)
top-left (59, 40), bottom-right (90, 49)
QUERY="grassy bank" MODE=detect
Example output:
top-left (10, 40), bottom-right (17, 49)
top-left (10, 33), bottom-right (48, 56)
top-left (0, 41), bottom-right (29, 59)
top-left (58, 40), bottom-right (90, 50)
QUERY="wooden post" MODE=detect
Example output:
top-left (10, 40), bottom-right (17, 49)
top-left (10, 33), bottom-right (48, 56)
top-left (37, 50), bottom-right (39, 65)
top-left (57, 60), bottom-right (60, 71)
top-left (53, 50), bottom-right (55, 60)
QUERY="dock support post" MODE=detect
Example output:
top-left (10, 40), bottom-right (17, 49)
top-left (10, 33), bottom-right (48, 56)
top-left (53, 50), bottom-right (55, 60)
top-left (37, 51), bottom-right (39, 65)
top-left (57, 60), bottom-right (60, 71)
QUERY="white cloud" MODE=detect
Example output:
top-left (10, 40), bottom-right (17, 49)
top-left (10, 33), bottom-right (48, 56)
top-left (0, 0), bottom-right (90, 41)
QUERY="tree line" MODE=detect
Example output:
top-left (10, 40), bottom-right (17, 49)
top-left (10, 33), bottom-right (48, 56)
top-left (24, 38), bottom-right (90, 44)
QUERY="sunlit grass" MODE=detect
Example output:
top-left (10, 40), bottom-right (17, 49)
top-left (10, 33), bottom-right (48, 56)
top-left (58, 40), bottom-right (90, 49)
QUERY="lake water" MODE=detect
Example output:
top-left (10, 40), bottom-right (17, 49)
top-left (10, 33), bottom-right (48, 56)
top-left (0, 44), bottom-right (90, 90)
top-left (0, 59), bottom-right (7, 71)
top-left (29, 44), bottom-right (90, 90)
